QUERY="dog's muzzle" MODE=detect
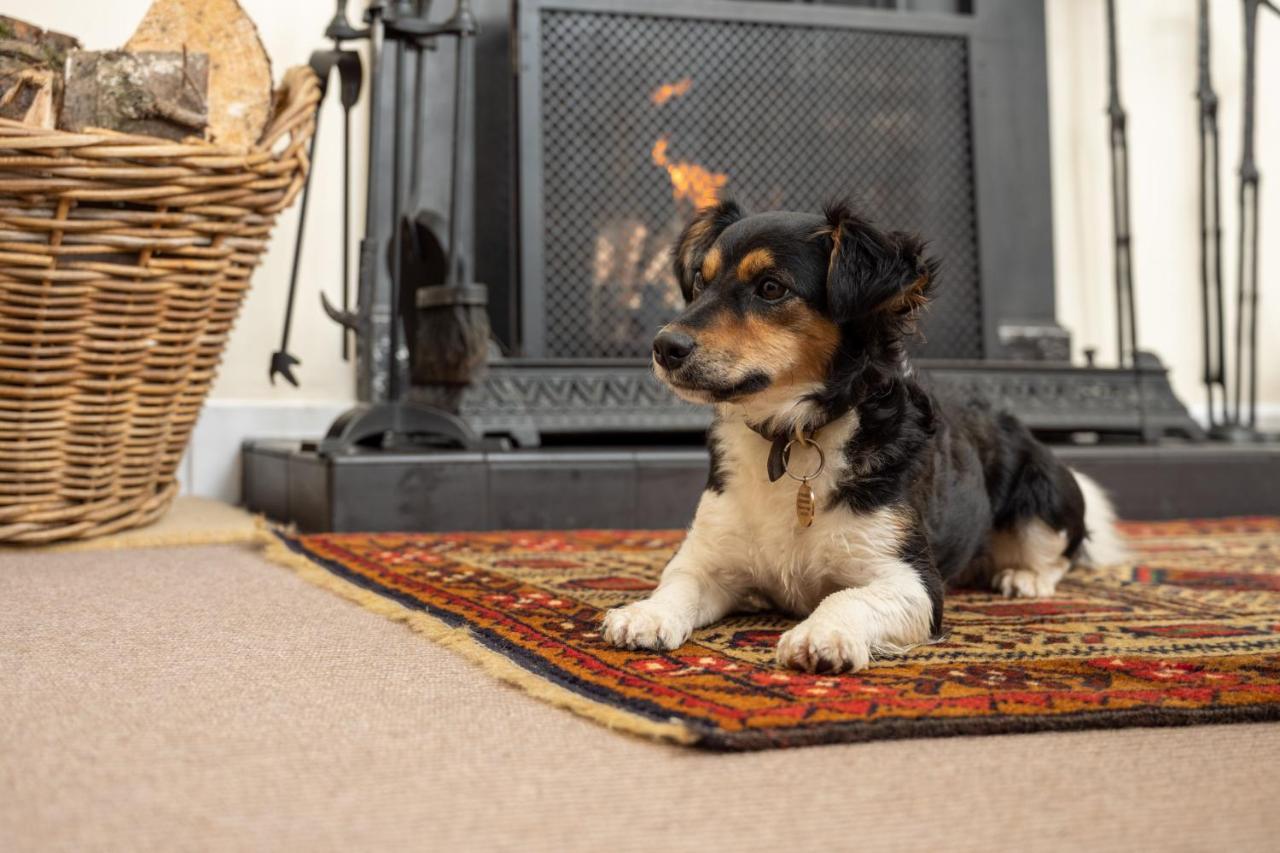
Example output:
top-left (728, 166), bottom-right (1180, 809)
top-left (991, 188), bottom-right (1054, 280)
top-left (652, 328), bottom-right (696, 371)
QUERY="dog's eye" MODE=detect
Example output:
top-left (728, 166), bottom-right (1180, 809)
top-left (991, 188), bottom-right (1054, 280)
top-left (691, 272), bottom-right (705, 297)
top-left (756, 278), bottom-right (787, 302)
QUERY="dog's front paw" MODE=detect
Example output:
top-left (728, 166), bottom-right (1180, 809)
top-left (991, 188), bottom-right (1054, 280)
top-left (601, 601), bottom-right (693, 651)
top-left (993, 567), bottom-right (1056, 599)
top-left (776, 618), bottom-right (870, 673)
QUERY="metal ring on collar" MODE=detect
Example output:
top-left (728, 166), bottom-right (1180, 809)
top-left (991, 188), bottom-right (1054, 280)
top-left (782, 436), bottom-right (825, 482)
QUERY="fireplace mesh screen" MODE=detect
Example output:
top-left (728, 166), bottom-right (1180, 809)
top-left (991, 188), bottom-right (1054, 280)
top-left (534, 7), bottom-right (982, 360)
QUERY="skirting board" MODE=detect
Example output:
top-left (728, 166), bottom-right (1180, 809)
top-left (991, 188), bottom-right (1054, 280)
top-left (178, 400), bottom-right (350, 503)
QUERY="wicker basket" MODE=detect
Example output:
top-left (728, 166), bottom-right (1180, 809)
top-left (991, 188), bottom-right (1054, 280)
top-left (0, 66), bottom-right (320, 543)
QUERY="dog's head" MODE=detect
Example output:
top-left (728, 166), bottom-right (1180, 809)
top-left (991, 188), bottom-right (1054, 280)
top-left (653, 201), bottom-right (937, 427)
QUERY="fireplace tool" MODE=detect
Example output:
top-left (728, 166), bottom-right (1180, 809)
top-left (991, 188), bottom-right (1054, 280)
top-left (1196, 0), bottom-right (1228, 433)
top-left (1221, 0), bottom-right (1276, 440)
top-left (268, 1), bottom-right (364, 387)
top-left (271, 0), bottom-right (489, 453)
top-left (1199, 0), bottom-right (1276, 442)
top-left (1103, 0), bottom-right (1154, 440)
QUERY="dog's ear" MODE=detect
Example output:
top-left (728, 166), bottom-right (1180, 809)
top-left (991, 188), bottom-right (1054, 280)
top-left (822, 202), bottom-right (937, 331)
top-left (672, 200), bottom-right (743, 301)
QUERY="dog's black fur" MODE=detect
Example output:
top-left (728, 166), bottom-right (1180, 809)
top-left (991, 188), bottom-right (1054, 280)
top-left (665, 201), bottom-right (1088, 635)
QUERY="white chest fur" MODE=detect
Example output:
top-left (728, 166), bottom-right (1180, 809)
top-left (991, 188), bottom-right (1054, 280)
top-left (688, 413), bottom-right (908, 615)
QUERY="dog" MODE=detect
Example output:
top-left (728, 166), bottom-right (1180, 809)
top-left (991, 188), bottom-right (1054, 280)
top-left (601, 201), bottom-right (1126, 673)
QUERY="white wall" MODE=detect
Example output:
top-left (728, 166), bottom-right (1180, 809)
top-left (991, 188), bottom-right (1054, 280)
top-left (9, 1), bottom-right (1279, 500)
top-left (1047, 0), bottom-right (1279, 425)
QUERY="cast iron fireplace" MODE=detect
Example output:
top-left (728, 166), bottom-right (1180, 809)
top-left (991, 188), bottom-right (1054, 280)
top-left (243, 0), bottom-right (1226, 533)
top-left (444, 0), bottom-right (1195, 445)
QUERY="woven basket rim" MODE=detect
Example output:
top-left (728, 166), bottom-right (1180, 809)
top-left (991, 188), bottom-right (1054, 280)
top-left (0, 65), bottom-right (320, 162)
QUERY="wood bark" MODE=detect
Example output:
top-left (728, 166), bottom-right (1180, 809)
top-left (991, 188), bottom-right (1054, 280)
top-left (0, 15), bottom-right (80, 128)
top-left (60, 50), bottom-right (209, 141)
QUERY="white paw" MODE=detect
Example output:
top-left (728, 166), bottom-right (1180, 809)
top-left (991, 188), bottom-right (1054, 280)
top-left (601, 601), bottom-right (693, 651)
top-left (776, 617), bottom-right (871, 673)
top-left (994, 568), bottom-right (1057, 599)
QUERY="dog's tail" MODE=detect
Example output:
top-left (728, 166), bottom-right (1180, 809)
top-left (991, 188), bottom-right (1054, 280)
top-left (1071, 469), bottom-right (1129, 567)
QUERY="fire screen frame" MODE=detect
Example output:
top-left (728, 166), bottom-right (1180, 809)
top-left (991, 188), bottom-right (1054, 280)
top-left (513, 0), bottom-right (1061, 362)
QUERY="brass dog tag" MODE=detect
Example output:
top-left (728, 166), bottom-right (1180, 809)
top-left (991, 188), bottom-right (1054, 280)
top-left (782, 430), bottom-right (825, 530)
top-left (796, 483), bottom-right (815, 528)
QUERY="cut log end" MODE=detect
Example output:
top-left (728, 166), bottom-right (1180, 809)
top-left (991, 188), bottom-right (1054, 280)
top-left (124, 0), bottom-right (271, 149)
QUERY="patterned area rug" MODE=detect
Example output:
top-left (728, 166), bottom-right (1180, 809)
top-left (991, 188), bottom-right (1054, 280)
top-left (268, 517), bottom-right (1280, 750)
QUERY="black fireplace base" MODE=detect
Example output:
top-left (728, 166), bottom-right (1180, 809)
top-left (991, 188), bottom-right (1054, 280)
top-left (243, 438), bottom-right (1280, 532)
top-left (245, 357), bottom-right (1244, 531)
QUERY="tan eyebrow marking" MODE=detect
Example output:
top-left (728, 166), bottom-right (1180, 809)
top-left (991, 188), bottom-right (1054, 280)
top-left (701, 246), bottom-right (723, 281)
top-left (736, 248), bottom-right (775, 282)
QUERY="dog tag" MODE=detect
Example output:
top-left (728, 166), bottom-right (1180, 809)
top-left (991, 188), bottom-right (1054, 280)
top-left (796, 483), bottom-right (815, 528)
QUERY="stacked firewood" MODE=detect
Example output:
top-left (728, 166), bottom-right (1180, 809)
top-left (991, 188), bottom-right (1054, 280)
top-left (0, 0), bottom-right (272, 148)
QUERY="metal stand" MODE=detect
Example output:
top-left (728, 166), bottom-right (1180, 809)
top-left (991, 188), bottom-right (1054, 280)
top-left (1196, 0), bottom-right (1230, 434)
top-left (1104, 0), bottom-right (1138, 370)
top-left (1103, 0), bottom-right (1153, 443)
top-left (318, 401), bottom-right (478, 452)
top-left (1222, 0), bottom-right (1273, 440)
top-left (270, 0), bottom-right (487, 455)
top-left (1203, 0), bottom-right (1277, 442)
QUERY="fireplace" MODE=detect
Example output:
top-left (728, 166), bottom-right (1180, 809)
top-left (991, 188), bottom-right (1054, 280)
top-left (242, 0), bottom-right (1221, 532)
top-left (445, 0), bottom-right (1195, 444)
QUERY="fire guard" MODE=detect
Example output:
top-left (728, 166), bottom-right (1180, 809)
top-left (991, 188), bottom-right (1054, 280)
top-left (524, 2), bottom-right (981, 360)
top-left (447, 0), bottom-right (1198, 444)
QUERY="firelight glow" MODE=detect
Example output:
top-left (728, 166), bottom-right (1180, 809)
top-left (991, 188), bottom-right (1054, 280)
top-left (649, 76), bottom-right (693, 106)
top-left (650, 135), bottom-right (728, 209)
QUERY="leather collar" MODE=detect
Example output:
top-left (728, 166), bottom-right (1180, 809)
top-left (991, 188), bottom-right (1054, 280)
top-left (746, 407), bottom-right (850, 483)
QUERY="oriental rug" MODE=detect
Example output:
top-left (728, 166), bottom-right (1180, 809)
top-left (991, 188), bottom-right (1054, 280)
top-left (266, 517), bottom-right (1280, 750)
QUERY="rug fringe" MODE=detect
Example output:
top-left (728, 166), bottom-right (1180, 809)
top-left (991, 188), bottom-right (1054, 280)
top-left (256, 531), bottom-right (698, 748)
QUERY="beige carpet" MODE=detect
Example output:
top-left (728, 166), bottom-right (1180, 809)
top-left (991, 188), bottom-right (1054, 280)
top-left (0, 496), bottom-right (260, 554)
top-left (3, 537), bottom-right (1280, 852)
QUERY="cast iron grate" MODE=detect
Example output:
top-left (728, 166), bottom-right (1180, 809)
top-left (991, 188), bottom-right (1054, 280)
top-left (537, 8), bottom-right (982, 360)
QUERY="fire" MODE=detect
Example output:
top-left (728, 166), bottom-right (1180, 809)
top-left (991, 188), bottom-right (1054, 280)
top-left (650, 135), bottom-right (728, 209)
top-left (650, 77), bottom-right (693, 106)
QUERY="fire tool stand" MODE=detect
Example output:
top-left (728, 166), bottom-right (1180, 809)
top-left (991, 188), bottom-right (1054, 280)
top-left (271, 0), bottom-right (489, 454)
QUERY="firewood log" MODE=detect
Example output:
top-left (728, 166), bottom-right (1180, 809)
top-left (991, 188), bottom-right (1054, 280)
top-left (60, 50), bottom-right (209, 141)
top-left (124, 0), bottom-right (271, 149)
top-left (0, 15), bottom-right (80, 128)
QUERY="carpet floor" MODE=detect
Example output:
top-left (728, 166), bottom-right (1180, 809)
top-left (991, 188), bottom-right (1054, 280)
top-left (1, 507), bottom-right (1278, 851)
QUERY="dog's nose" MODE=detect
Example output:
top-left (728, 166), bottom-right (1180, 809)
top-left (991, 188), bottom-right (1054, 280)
top-left (653, 329), bottom-right (696, 369)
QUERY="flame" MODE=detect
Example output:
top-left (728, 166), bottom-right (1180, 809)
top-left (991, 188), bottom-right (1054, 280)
top-left (650, 135), bottom-right (727, 209)
top-left (650, 77), bottom-right (693, 106)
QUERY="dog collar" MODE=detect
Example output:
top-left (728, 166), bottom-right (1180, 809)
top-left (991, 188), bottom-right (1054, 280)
top-left (745, 420), bottom-right (830, 528)
top-left (747, 414), bottom-right (841, 483)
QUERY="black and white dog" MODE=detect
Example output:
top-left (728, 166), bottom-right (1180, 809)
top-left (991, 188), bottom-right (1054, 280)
top-left (602, 202), bottom-right (1125, 673)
